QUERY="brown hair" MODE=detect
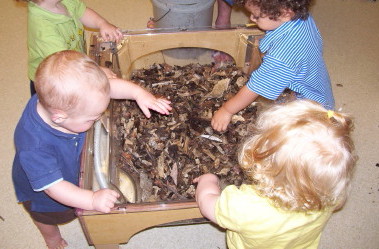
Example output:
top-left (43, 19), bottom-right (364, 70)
top-left (239, 100), bottom-right (356, 212)
top-left (235, 0), bottom-right (311, 20)
top-left (35, 50), bottom-right (109, 113)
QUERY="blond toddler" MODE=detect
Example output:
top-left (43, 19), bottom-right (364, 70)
top-left (196, 100), bottom-right (356, 249)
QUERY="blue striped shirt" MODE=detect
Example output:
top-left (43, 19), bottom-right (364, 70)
top-left (247, 15), bottom-right (335, 109)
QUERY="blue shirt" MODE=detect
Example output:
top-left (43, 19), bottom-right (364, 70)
top-left (224, 0), bottom-right (234, 5)
top-left (247, 16), bottom-right (335, 109)
top-left (12, 95), bottom-right (86, 212)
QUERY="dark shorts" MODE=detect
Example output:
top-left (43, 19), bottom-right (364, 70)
top-left (22, 201), bottom-right (77, 225)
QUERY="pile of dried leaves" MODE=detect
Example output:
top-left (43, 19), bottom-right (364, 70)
top-left (113, 63), bottom-right (259, 203)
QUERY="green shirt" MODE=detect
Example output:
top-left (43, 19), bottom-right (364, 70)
top-left (27, 0), bottom-right (86, 80)
top-left (216, 184), bottom-right (333, 249)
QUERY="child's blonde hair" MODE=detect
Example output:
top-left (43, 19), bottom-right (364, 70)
top-left (239, 100), bottom-right (356, 212)
top-left (35, 50), bottom-right (109, 113)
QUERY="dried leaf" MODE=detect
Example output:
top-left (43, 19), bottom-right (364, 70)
top-left (235, 76), bottom-right (248, 88)
top-left (170, 163), bottom-right (178, 185)
top-left (205, 78), bottom-right (230, 98)
top-left (157, 153), bottom-right (166, 178)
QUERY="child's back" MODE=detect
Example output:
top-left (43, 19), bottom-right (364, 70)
top-left (217, 184), bottom-right (332, 249)
top-left (248, 15), bottom-right (334, 109)
top-left (196, 100), bottom-right (356, 249)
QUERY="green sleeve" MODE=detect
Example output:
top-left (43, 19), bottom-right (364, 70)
top-left (63, 0), bottom-right (86, 19)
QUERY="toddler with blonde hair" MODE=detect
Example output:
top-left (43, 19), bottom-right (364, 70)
top-left (12, 50), bottom-right (171, 249)
top-left (195, 100), bottom-right (356, 249)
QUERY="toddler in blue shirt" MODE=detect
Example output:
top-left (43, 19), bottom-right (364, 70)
top-left (12, 50), bottom-right (171, 248)
top-left (212, 0), bottom-right (335, 131)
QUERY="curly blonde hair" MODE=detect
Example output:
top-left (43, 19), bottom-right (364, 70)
top-left (239, 100), bottom-right (356, 212)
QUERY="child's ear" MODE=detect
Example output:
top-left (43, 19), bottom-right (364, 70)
top-left (51, 109), bottom-right (68, 124)
top-left (281, 9), bottom-right (295, 21)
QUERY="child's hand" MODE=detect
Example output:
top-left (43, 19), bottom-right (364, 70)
top-left (100, 66), bottom-right (117, 79)
top-left (135, 91), bottom-right (172, 118)
top-left (211, 106), bottom-right (233, 132)
top-left (193, 173), bottom-right (219, 185)
top-left (99, 22), bottom-right (123, 43)
top-left (193, 175), bottom-right (205, 184)
top-left (92, 189), bottom-right (120, 213)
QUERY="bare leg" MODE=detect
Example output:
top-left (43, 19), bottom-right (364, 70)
top-left (213, 0), bottom-right (234, 66)
top-left (33, 220), bottom-right (68, 249)
top-left (215, 0), bottom-right (232, 28)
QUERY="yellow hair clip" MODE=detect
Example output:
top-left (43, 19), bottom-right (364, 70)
top-left (327, 110), bottom-right (335, 119)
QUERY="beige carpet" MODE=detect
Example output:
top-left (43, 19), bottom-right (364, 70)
top-left (1, 0), bottom-right (378, 248)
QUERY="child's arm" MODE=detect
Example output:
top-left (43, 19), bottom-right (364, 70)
top-left (100, 66), bottom-right (117, 79)
top-left (194, 173), bottom-right (221, 223)
top-left (44, 180), bottom-right (119, 213)
top-left (80, 8), bottom-right (123, 42)
top-left (212, 85), bottom-right (259, 132)
top-left (109, 78), bottom-right (172, 118)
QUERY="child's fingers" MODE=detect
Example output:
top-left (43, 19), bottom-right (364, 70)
top-left (108, 28), bottom-right (123, 43)
top-left (101, 31), bottom-right (118, 42)
top-left (211, 119), bottom-right (220, 131)
top-left (106, 32), bottom-right (115, 42)
top-left (158, 98), bottom-right (172, 108)
top-left (156, 99), bottom-right (172, 112)
top-left (218, 124), bottom-right (228, 132)
top-left (111, 190), bottom-right (120, 199)
top-left (152, 101), bottom-right (171, 115)
top-left (116, 28), bottom-right (123, 39)
top-left (107, 195), bottom-right (117, 205)
top-left (103, 33), bottom-right (111, 42)
top-left (150, 106), bottom-right (167, 115)
top-left (140, 106), bottom-right (152, 118)
top-left (112, 31), bottom-right (120, 41)
top-left (158, 98), bottom-right (172, 109)
top-left (211, 117), bottom-right (228, 132)
top-left (213, 123), bottom-right (225, 132)
top-left (104, 191), bottom-right (119, 211)
top-left (158, 98), bottom-right (171, 105)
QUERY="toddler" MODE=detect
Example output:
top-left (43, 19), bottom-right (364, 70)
top-left (196, 100), bottom-right (356, 249)
top-left (12, 50), bottom-right (171, 249)
top-left (19, 0), bottom-right (123, 95)
top-left (212, 0), bottom-right (335, 131)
